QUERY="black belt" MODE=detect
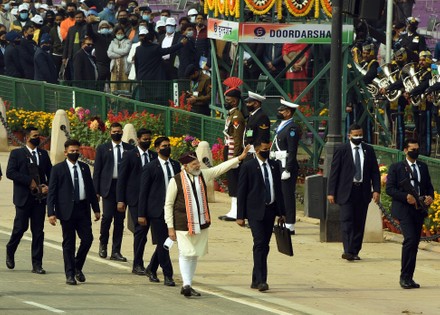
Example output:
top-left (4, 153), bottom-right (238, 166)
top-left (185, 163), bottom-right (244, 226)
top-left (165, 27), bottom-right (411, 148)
top-left (353, 182), bottom-right (363, 187)
top-left (74, 200), bottom-right (87, 205)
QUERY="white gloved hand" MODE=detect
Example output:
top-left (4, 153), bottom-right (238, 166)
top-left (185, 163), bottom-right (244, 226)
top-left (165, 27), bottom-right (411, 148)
top-left (281, 171), bottom-right (291, 180)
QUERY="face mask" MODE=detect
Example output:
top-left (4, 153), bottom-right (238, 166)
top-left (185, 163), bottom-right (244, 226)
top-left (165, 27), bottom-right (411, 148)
top-left (142, 15), bottom-right (150, 22)
top-left (197, 22), bottom-right (204, 28)
top-left (111, 133), bottom-right (122, 142)
top-left (116, 34), bottom-right (124, 40)
top-left (40, 12), bottom-right (46, 19)
top-left (189, 16), bottom-right (196, 23)
top-left (118, 17), bottom-right (128, 25)
top-left (67, 152), bottom-right (79, 162)
top-left (20, 12), bottom-right (29, 20)
top-left (4, 3), bottom-right (10, 11)
top-left (186, 30), bottom-right (194, 37)
top-left (29, 137), bottom-right (40, 147)
top-left (84, 45), bottom-right (93, 53)
top-left (138, 141), bottom-right (151, 150)
top-left (26, 34), bottom-right (33, 40)
top-left (224, 102), bottom-right (233, 110)
top-left (350, 136), bottom-right (363, 146)
top-left (408, 25), bottom-right (417, 33)
top-left (75, 20), bottom-right (85, 26)
top-left (107, 4), bottom-right (115, 10)
top-left (259, 150), bottom-right (270, 159)
top-left (161, 16), bottom-right (167, 23)
top-left (67, 11), bottom-right (75, 18)
top-left (98, 28), bottom-right (111, 35)
top-left (130, 19), bottom-right (138, 26)
top-left (46, 17), bottom-right (54, 24)
top-left (246, 105), bottom-right (255, 112)
top-left (166, 26), bottom-right (175, 33)
top-left (42, 45), bottom-right (51, 52)
top-left (159, 147), bottom-right (171, 158)
top-left (407, 149), bottom-right (419, 160)
top-left (276, 112), bottom-right (284, 120)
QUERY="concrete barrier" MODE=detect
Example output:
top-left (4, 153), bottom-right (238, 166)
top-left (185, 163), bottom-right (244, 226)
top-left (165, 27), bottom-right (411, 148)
top-left (50, 109), bottom-right (70, 164)
top-left (363, 201), bottom-right (384, 243)
top-left (196, 141), bottom-right (215, 202)
top-left (0, 98), bottom-right (9, 152)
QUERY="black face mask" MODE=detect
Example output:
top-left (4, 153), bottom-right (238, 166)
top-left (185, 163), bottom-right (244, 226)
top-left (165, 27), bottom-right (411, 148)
top-left (111, 133), bottom-right (122, 142)
top-left (159, 147), bottom-right (171, 158)
top-left (29, 138), bottom-right (40, 147)
top-left (67, 153), bottom-right (80, 162)
top-left (224, 102), bottom-right (233, 110)
top-left (130, 19), bottom-right (138, 26)
top-left (75, 21), bottom-right (85, 26)
top-left (276, 112), bottom-right (284, 120)
top-left (26, 34), bottom-right (33, 40)
top-left (258, 150), bottom-right (270, 159)
top-left (46, 18), bottom-right (54, 24)
top-left (350, 137), bottom-right (363, 146)
top-left (118, 18), bottom-right (128, 25)
top-left (67, 11), bottom-right (75, 18)
top-left (138, 141), bottom-right (151, 150)
top-left (408, 25), bottom-right (417, 33)
top-left (246, 105), bottom-right (254, 113)
top-left (407, 150), bottom-right (419, 160)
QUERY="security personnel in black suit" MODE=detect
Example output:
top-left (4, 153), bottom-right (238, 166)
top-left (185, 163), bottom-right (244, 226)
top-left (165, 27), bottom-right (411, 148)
top-left (6, 126), bottom-right (52, 274)
top-left (271, 99), bottom-right (300, 234)
top-left (327, 123), bottom-right (381, 261)
top-left (237, 140), bottom-right (285, 292)
top-left (386, 138), bottom-right (434, 289)
top-left (243, 91), bottom-right (270, 158)
top-left (47, 139), bottom-right (101, 285)
top-left (138, 136), bottom-right (180, 286)
top-left (93, 122), bottom-right (134, 261)
top-left (116, 128), bottom-right (157, 275)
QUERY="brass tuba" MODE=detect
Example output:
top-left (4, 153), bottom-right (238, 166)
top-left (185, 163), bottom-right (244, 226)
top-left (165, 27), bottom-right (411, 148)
top-left (428, 74), bottom-right (440, 106)
top-left (353, 60), bottom-right (385, 98)
top-left (380, 63), bottom-right (402, 102)
top-left (401, 63), bottom-right (424, 106)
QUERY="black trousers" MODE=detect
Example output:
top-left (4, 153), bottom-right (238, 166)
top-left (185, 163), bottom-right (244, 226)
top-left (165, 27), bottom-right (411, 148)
top-left (129, 205), bottom-right (149, 268)
top-left (413, 109), bottom-right (431, 157)
top-left (339, 184), bottom-right (369, 256)
top-left (148, 218), bottom-right (173, 277)
top-left (60, 201), bottom-right (93, 278)
top-left (99, 180), bottom-right (125, 254)
top-left (398, 209), bottom-right (424, 281)
top-left (281, 169), bottom-right (298, 224)
top-left (248, 204), bottom-right (276, 285)
top-left (6, 197), bottom-right (45, 268)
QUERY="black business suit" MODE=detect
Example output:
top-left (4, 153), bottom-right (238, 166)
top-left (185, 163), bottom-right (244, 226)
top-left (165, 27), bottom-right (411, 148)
top-left (386, 159), bottom-right (434, 282)
top-left (93, 141), bottom-right (135, 255)
top-left (273, 119), bottom-right (300, 225)
top-left (327, 142), bottom-right (381, 256)
top-left (6, 147), bottom-right (52, 269)
top-left (116, 147), bottom-right (157, 268)
top-left (138, 157), bottom-right (180, 277)
top-left (47, 160), bottom-right (100, 278)
top-left (237, 158), bottom-right (285, 286)
top-left (244, 108), bottom-right (270, 148)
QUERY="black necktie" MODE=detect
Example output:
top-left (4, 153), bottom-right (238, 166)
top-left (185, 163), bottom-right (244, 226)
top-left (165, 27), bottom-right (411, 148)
top-left (116, 144), bottom-right (122, 164)
top-left (143, 152), bottom-right (148, 166)
top-left (165, 161), bottom-right (172, 182)
top-left (354, 147), bottom-right (361, 181)
top-left (412, 164), bottom-right (419, 194)
top-left (32, 151), bottom-right (38, 165)
top-left (73, 165), bottom-right (80, 203)
top-left (263, 162), bottom-right (271, 204)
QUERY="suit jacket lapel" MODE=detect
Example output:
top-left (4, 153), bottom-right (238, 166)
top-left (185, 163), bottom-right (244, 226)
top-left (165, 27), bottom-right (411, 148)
top-left (63, 161), bottom-right (74, 190)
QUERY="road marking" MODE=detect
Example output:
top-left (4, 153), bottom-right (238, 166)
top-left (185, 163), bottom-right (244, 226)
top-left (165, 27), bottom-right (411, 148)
top-left (24, 301), bottom-right (65, 313)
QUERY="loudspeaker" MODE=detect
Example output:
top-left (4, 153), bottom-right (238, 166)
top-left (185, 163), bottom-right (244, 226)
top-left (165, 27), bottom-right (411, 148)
top-left (343, 0), bottom-right (385, 20)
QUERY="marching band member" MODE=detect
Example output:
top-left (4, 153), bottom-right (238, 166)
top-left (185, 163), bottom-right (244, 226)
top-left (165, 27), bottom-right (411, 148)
top-left (399, 17), bottom-right (427, 63)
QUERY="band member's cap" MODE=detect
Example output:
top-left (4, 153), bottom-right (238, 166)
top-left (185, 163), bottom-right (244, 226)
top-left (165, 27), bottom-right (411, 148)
top-left (245, 91), bottom-right (266, 102)
top-left (179, 151), bottom-right (198, 164)
top-left (278, 98), bottom-right (299, 111)
top-left (407, 17), bottom-right (420, 25)
top-left (362, 43), bottom-right (374, 51)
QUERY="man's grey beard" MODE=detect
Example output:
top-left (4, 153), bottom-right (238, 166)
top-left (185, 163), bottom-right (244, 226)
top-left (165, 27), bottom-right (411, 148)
top-left (188, 169), bottom-right (201, 176)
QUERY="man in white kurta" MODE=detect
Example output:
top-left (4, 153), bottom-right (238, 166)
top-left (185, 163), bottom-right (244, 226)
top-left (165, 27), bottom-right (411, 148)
top-left (164, 147), bottom-right (248, 297)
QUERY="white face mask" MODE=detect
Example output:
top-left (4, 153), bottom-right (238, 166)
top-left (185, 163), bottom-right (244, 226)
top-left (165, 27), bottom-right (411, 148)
top-left (189, 16), bottom-right (196, 23)
top-left (160, 15), bottom-right (167, 23)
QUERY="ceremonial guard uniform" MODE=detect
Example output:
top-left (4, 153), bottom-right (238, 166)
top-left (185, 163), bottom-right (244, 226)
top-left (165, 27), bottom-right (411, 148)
top-left (243, 91), bottom-right (270, 155)
top-left (400, 17), bottom-right (427, 63)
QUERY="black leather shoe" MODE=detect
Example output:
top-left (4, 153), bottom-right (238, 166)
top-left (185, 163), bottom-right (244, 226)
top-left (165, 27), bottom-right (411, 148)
top-left (410, 279), bottom-right (421, 288)
top-left (110, 253), bottom-right (127, 262)
top-left (250, 283), bottom-right (258, 289)
top-left (164, 276), bottom-right (176, 287)
top-left (146, 268), bottom-right (160, 283)
top-left (218, 215), bottom-right (236, 221)
top-left (32, 266), bottom-right (46, 274)
top-left (341, 253), bottom-right (355, 261)
top-left (353, 255), bottom-right (361, 260)
top-left (258, 283), bottom-right (269, 292)
top-left (400, 279), bottom-right (413, 289)
top-left (181, 285), bottom-right (191, 297)
top-left (66, 276), bottom-right (77, 285)
top-left (132, 265), bottom-right (146, 275)
top-left (290, 230), bottom-right (296, 235)
top-left (99, 243), bottom-right (107, 258)
top-left (75, 270), bottom-right (86, 282)
top-left (190, 287), bottom-right (201, 296)
top-left (6, 253), bottom-right (15, 269)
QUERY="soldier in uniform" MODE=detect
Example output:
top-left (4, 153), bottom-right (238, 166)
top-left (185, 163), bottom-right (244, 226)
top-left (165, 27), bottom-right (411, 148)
top-left (243, 91), bottom-right (270, 158)
top-left (218, 77), bottom-right (246, 222)
top-left (399, 17), bottom-right (427, 63)
top-left (405, 51), bottom-right (433, 156)
top-left (270, 99), bottom-right (300, 234)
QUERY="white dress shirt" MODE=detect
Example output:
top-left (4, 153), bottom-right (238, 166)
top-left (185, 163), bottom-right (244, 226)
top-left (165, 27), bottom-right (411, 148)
top-left (350, 142), bottom-right (364, 182)
top-left (66, 160), bottom-right (86, 201)
top-left (158, 156), bottom-right (174, 189)
top-left (138, 147), bottom-right (150, 167)
top-left (406, 158), bottom-right (420, 191)
top-left (26, 145), bottom-right (39, 165)
top-left (257, 157), bottom-right (275, 205)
